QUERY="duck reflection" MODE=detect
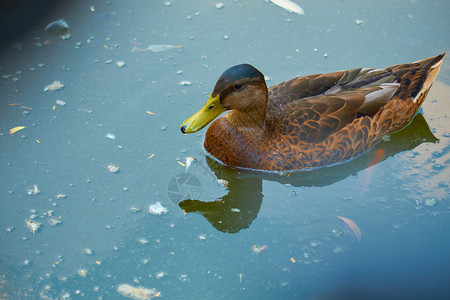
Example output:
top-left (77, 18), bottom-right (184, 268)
top-left (179, 113), bottom-right (437, 233)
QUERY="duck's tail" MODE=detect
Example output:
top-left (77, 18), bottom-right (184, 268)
top-left (373, 54), bottom-right (445, 135)
top-left (389, 53), bottom-right (445, 106)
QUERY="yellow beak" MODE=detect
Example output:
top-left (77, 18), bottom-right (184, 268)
top-left (181, 94), bottom-right (226, 134)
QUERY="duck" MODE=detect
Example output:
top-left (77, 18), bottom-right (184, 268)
top-left (180, 54), bottom-right (445, 172)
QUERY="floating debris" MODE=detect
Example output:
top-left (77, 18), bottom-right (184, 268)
top-left (179, 81), bottom-right (192, 86)
top-left (270, 0), bottom-right (304, 15)
top-left (48, 217), bottom-right (62, 226)
top-left (148, 202), bottom-right (168, 215)
top-left (132, 44), bottom-right (182, 53)
top-left (56, 100), bottom-right (66, 106)
top-left (185, 157), bottom-right (195, 172)
top-left (77, 269), bottom-right (87, 278)
top-left (355, 19), bottom-right (365, 25)
top-left (337, 216), bottom-right (361, 241)
top-left (252, 245), bottom-right (267, 254)
top-left (155, 271), bottom-right (167, 279)
top-left (28, 184), bottom-right (40, 195)
top-left (107, 164), bottom-right (120, 173)
top-left (198, 234), bottom-right (207, 240)
top-left (215, 3), bottom-right (224, 9)
top-left (331, 229), bottom-right (343, 238)
top-left (116, 61), bottom-right (126, 68)
top-left (139, 238), bottom-right (149, 245)
top-left (9, 126), bottom-right (26, 135)
top-left (424, 197), bottom-right (436, 207)
top-left (56, 194), bottom-right (66, 199)
top-left (26, 219), bottom-right (41, 234)
top-left (309, 241), bottom-right (320, 247)
top-left (117, 284), bottom-right (161, 300)
top-left (217, 179), bottom-right (229, 187)
top-left (45, 19), bottom-right (69, 37)
top-left (82, 248), bottom-right (93, 255)
top-left (130, 206), bottom-right (141, 213)
top-left (44, 81), bottom-right (64, 91)
top-left (333, 247), bottom-right (344, 254)
top-left (105, 133), bottom-right (116, 140)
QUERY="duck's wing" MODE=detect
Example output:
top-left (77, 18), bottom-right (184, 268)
top-left (268, 69), bottom-right (364, 109)
top-left (267, 67), bottom-right (397, 110)
top-left (269, 83), bottom-right (399, 143)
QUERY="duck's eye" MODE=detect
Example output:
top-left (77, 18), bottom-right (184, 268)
top-left (234, 83), bottom-right (243, 90)
top-left (207, 104), bottom-right (214, 111)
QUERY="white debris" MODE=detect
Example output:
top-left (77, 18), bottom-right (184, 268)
top-left (77, 269), bottom-right (87, 278)
top-left (148, 202), bottom-right (168, 215)
top-left (424, 197), bottom-right (436, 207)
top-left (56, 100), bottom-right (66, 106)
top-left (155, 271), bottom-right (167, 279)
top-left (116, 284), bottom-right (160, 300)
top-left (44, 81), bottom-right (64, 91)
top-left (48, 218), bottom-right (62, 226)
top-left (28, 184), bottom-right (40, 195)
top-left (217, 179), bottom-right (229, 187)
top-left (179, 81), bottom-right (192, 86)
top-left (270, 0), bottom-right (304, 15)
top-left (116, 61), bottom-right (126, 68)
top-left (26, 219), bottom-right (41, 234)
top-left (185, 157), bottom-right (195, 172)
top-left (107, 164), bottom-right (119, 173)
top-left (105, 133), bottom-right (116, 140)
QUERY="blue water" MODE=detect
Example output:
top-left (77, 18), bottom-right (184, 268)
top-left (1, 0), bottom-right (449, 299)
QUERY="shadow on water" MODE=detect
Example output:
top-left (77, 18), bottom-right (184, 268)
top-left (179, 113), bottom-right (437, 233)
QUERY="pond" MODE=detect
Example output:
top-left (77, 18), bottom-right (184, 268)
top-left (1, 0), bottom-right (449, 299)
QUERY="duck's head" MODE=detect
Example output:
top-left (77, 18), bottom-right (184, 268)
top-left (181, 64), bottom-right (267, 134)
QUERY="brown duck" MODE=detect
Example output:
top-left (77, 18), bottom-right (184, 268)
top-left (181, 54), bottom-right (445, 172)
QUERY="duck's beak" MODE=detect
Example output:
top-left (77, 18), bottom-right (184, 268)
top-left (181, 94), bottom-right (226, 134)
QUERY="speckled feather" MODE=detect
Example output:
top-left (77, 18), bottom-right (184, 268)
top-left (204, 54), bottom-right (445, 171)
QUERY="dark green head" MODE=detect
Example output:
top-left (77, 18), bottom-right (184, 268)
top-left (212, 64), bottom-right (266, 100)
top-left (181, 64), bottom-right (268, 134)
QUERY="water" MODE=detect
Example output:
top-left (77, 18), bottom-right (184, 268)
top-left (1, 0), bottom-right (449, 299)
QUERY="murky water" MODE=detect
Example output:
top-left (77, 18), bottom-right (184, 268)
top-left (1, 0), bottom-right (449, 299)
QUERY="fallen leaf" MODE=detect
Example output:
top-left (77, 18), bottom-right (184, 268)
top-left (177, 161), bottom-right (186, 167)
top-left (148, 153), bottom-right (155, 159)
top-left (36, 139), bottom-right (40, 143)
top-left (337, 216), bottom-right (361, 241)
top-left (270, 0), bottom-right (304, 15)
top-left (290, 257), bottom-right (296, 263)
top-left (145, 111), bottom-right (155, 115)
top-left (9, 126), bottom-right (26, 134)
top-left (132, 44), bottom-right (182, 53)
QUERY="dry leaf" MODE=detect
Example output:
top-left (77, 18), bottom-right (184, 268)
top-left (337, 216), bottom-right (361, 241)
top-left (9, 126), bottom-right (26, 134)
